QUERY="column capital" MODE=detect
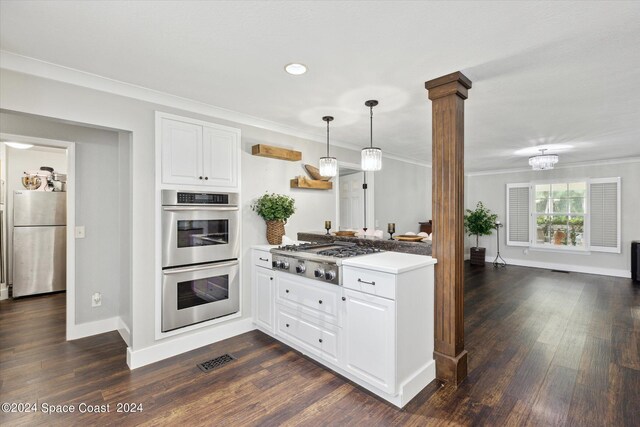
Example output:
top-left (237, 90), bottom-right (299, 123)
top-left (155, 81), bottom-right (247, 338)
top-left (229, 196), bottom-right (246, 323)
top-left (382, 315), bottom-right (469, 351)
top-left (425, 71), bottom-right (472, 100)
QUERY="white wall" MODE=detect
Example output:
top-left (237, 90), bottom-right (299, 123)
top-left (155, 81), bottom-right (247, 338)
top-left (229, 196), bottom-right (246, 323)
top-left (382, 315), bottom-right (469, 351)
top-left (0, 111), bottom-right (128, 324)
top-left (466, 161), bottom-right (640, 276)
top-left (374, 157), bottom-right (431, 235)
top-left (5, 145), bottom-right (67, 285)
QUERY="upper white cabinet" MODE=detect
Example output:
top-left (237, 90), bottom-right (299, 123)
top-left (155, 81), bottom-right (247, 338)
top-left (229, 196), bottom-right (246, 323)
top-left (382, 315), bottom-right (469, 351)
top-left (158, 112), bottom-right (240, 190)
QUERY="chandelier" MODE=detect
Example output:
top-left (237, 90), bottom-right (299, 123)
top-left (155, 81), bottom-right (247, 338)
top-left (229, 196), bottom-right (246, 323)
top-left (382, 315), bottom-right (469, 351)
top-left (318, 116), bottom-right (337, 177)
top-left (361, 100), bottom-right (382, 171)
top-left (528, 149), bottom-right (558, 170)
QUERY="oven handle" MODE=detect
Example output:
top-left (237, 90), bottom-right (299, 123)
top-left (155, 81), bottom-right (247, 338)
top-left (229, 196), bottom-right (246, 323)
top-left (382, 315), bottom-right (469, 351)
top-left (162, 206), bottom-right (239, 212)
top-left (163, 260), bottom-right (239, 275)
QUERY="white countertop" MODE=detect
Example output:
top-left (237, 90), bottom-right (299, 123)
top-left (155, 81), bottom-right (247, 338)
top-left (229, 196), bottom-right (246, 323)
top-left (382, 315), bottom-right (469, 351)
top-left (342, 251), bottom-right (437, 274)
top-left (252, 244), bottom-right (277, 251)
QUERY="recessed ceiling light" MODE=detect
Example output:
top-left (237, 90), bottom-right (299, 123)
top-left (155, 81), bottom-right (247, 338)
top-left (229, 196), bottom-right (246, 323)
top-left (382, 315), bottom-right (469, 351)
top-left (284, 63), bottom-right (307, 75)
top-left (4, 142), bottom-right (34, 150)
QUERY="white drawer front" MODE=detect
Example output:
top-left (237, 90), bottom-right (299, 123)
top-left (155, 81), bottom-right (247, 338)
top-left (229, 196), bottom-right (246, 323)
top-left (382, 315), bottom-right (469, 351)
top-left (276, 308), bottom-right (339, 362)
top-left (343, 266), bottom-right (396, 300)
top-left (252, 250), bottom-right (272, 269)
top-left (277, 274), bottom-right (341, 325)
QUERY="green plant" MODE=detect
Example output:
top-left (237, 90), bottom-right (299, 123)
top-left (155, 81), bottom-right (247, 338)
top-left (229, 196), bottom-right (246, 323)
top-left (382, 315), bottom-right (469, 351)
top-left (251, 193), bottom-right (296, 222)
top-left (464, 202), bottom-right (498, 248)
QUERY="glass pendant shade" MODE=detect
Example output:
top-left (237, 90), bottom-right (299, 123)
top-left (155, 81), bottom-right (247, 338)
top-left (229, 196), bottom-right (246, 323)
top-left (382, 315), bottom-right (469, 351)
top-left (319, 156), bottom-right (337, 177)
top-left (361, 147), bottom-right (382, 171)
top-left (528, 149), bottom-right (559, 170)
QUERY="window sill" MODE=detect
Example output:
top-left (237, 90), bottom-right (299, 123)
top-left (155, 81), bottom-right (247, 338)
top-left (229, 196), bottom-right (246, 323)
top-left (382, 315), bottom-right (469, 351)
top-left (528, 246), bottom-right (591, 255)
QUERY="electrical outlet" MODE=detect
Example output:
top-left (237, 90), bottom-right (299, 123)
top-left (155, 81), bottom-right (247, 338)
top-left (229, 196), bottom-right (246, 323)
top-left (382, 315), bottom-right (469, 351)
top-left (92, 292), bottom-right (102, 307)
top-left (75, 226), bottom-right (86, 239)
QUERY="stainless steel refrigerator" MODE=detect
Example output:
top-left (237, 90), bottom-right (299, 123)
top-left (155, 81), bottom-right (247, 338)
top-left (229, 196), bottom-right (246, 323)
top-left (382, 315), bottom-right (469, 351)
top-left (12, 191), bottom-right (66, 297)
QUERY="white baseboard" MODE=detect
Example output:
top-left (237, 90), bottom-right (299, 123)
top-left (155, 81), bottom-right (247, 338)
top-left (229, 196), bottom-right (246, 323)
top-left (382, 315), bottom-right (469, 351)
top-left (67, 316), bottom-right (120, 340)
top-left (485, 256), bottom-right (631, 278)
top-left (0, 286), bottom-right (8, 301)
top-left (117, 317), bottom-right (131, 346)
top-left (127, 317), bottom-right (255, 369)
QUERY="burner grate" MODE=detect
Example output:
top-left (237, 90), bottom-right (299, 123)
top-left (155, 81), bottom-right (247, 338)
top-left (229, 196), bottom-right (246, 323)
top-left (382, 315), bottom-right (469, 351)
top-left (197, 353), bottom-right (236, 372)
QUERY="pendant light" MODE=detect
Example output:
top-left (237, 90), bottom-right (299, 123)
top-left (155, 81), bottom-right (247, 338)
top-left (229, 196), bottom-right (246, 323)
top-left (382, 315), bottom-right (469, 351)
top-left (361, 100), bottom-right (382, 171)
top-left (528, 148), bottom-right (559, 170)
top-left (319, 116), bottom-right (337, 177)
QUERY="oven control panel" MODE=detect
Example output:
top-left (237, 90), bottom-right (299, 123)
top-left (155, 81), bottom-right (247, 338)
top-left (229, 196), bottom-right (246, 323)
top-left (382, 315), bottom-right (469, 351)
top-left (162, 189), bottom-right (238, 206)
top-left (271, 255), bottom-right (339, 285)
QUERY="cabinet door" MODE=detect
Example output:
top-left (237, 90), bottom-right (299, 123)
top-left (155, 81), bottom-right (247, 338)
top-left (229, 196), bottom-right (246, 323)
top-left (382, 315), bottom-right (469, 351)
top-left (253, 267), bottom-right (274, 332)
top-left (202, 126), bottom-right (239, 189)
top-left (343, 289), bottom-right (396, 394)
top-left (161, 118), bottom-right (204, 185)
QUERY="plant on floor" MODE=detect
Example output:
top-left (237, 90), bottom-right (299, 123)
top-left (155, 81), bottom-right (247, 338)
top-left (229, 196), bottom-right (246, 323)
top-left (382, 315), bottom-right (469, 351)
top-left (464, 202), bottom-right (498, 266)
top-left (251, 193), bottom-right (296, 244)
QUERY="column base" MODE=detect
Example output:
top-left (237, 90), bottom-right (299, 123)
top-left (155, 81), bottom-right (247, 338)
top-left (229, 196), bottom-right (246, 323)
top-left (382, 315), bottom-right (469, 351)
top-left (434, 349), bottom-right (468, 386)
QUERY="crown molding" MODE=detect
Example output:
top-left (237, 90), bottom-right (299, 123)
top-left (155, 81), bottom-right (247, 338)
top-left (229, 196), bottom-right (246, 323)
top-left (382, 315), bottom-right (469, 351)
top-left (0, 50), bottom-right (430, 167)
top-left (465, 156), bottom-right (640, 177)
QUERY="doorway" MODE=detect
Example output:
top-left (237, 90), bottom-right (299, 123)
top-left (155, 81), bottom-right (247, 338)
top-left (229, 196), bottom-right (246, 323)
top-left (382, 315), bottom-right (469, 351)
top-left (0, 133), bottom-right (76, 339)
top-left (335, 161), bottom-right (375, 231)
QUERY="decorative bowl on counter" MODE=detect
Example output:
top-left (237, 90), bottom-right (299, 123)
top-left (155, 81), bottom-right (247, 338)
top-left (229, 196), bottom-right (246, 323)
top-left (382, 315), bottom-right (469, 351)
top-left (394, 235), bottom-right (425, 242)
top-left (334, 231), bottom-right (357, 237)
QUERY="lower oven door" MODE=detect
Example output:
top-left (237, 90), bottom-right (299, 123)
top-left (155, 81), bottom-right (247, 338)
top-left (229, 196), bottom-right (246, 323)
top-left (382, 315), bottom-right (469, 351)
top-left (162, 205), bottom-right (239, 268)
top-left (162, 260), bottom-right (239, 332)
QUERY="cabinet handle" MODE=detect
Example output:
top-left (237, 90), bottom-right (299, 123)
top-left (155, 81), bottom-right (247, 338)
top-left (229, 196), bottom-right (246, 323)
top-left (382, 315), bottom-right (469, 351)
top-left (270, 277), bottom-right (273, 281)
top-left (199, 176), bottom-right (203, 180)
top-left (285, 289), bottom-right (289, 293)
top-left (259, 257), bottom-right (269, 261)
top-left (319, 339), bottom-right (323, 343)
top-left (286, 323), bottom-right (290, 328)
top-left (342, 297), bottom-right (346, 301)
top-left (318, 300), bottom-right (323, 304)
top-left (358, 278), bottom-right (375, 286)
top-left (205, 177), bottom-right (209, 180)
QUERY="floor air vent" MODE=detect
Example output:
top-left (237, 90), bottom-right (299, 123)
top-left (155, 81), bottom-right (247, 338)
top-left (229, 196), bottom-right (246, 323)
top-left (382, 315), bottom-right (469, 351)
top-left (551, 269), bottom-right (570, 273)
top-left (197, 354), bottom-right (236, 372)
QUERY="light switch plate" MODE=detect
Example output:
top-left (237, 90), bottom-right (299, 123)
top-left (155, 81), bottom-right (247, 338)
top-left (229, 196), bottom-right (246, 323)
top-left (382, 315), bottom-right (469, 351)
top-left (75, 226), bottom-right (86, 239)
top-left (92, 292), bottom-right (102, 307)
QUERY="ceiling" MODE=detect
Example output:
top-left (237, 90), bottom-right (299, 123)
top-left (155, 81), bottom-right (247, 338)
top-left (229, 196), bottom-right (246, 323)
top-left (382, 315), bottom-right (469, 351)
top-left (1, 1), bottom-right (639, 172)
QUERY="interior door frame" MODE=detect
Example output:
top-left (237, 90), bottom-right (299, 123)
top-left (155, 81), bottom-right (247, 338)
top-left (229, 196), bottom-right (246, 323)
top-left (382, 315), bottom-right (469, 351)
top-left (0, 133), bottom-right (76, 340)
top-left (335, 161), bottom-right (375, 231)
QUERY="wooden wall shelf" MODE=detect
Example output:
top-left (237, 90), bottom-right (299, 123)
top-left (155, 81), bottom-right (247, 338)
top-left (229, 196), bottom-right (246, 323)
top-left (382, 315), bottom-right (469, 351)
top-left (251, 144), bottom-right (302, 161)
top-left (290, 176), bottom-right (333, 190)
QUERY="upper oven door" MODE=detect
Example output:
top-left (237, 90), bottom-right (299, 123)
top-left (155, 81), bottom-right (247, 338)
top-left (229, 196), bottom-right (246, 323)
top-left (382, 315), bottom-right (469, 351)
top-left (162, 205), bottom-right (239, 268)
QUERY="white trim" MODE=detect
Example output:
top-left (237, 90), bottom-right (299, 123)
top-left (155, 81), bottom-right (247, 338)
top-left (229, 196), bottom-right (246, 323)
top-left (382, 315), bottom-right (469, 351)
top-left (127, 317), bottom-right (254, 369)
top-left (484, 256), bottom-right (631, 278)
top-left (0, 133), bottom-right (76, 340)
top-left (117, 317), bottom-right (131, 347)
top-left (67, 316), bottom-right (119, 340)
top-left (466, 157), bottom-right (640, 177)
top-left (0, 287), bottom-right (7, 300)
top-left (528, 246), bottom-right (590, 255)
top-left (0, 50), bottom-right (427, 168)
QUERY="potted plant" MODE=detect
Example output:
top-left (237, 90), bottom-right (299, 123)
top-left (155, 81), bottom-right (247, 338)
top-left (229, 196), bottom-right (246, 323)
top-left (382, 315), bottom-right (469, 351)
top-left (251, 193), bottom-right (296, 245)
top-left (464, 202), bottom-right (498, 266)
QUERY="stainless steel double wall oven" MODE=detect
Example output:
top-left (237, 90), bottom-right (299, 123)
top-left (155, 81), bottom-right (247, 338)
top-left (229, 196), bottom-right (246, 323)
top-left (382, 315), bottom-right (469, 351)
top-left (161, 190), bottom-right (239, 332)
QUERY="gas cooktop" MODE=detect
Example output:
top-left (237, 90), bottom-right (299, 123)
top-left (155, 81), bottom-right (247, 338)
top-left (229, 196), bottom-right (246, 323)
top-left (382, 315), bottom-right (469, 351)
top-left (270, 242), bottom-right (382, 285)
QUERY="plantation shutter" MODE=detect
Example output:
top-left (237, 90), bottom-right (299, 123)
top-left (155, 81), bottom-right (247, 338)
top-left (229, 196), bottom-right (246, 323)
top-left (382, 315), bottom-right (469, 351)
top-left (506, 183), bottom-right (530, 246)
top-left (589, 177), bottom-right (621, 253)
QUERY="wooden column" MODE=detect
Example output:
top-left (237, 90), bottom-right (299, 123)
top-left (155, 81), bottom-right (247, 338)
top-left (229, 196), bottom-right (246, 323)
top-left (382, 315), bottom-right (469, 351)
top-left (425, 71), bottom-right (472, 385)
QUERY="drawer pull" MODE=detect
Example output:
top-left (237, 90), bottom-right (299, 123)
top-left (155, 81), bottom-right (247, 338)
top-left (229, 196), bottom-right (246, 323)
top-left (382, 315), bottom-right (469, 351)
top-left (259, 257), bottom-right (269, 261)
top-left (358, 278), bottom-right (376, 286)
top-left (342, 297), bottom-right (346, 301)
top-left (270, 277), bottom-right (273, 281)
top-left (285, 289), bottom-right (289, 293)
top-left (319, 339), bottom-right (323, 343)
top-left (286, 323), bottom-right (290, 328)
top-left (318, 300), bottom-right (323, 304)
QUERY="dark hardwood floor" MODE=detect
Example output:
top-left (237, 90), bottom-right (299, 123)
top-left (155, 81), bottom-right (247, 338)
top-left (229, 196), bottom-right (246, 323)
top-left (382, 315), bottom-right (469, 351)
top-left (1, 263), bottom-right (638, 426)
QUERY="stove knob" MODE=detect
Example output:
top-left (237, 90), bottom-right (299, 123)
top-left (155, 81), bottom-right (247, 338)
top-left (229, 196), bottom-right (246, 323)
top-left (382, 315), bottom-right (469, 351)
top-left (295, 264), bottom-right (306, 274)
top-left (282, 261), bottom-right (290, 270)
top-left (274, 260), bottom-right (283, 269)
top-left (314, 268), bottom-right (325, 278)
top-left (324, 270), bottom-right (336, 281)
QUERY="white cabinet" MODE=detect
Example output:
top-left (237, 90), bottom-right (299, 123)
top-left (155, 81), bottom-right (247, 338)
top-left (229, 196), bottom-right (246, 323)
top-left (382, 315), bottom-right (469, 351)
top-left (159, 113), bottom-right (239, 190)
top-left (254, 266), bottom-right (274, 333)
top-left (342, 289), bottom-right (396, 394)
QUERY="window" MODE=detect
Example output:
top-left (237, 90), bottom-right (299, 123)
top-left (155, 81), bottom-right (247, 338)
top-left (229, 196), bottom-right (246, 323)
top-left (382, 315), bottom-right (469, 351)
top-left (506, 178), bottom-right (620, 253)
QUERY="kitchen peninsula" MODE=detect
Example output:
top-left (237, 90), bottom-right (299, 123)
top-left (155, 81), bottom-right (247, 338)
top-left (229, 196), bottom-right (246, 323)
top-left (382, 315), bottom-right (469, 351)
top-left (297, 231), bottom-right (432, 256)
top-left (252, 241), bottom-right (436, 407)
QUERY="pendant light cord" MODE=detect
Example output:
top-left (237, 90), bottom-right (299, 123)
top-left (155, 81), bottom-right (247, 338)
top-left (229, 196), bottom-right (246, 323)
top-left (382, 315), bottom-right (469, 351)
top-left (369, 105), bottom-right (374, 148)
top-left (326, 119), bottom-right (330, 157)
